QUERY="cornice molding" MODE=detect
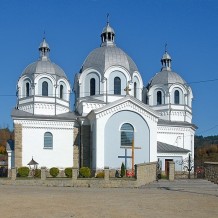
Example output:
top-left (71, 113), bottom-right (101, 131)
top-left (96, 100), bottom-right (158, 123)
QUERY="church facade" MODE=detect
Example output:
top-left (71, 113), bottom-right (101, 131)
top-left (9, 21), bottom-right (196, 173)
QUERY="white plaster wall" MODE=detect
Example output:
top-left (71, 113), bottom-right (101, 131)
top-left (157, 154), bottom-right (187, 171)
top-left (157, 126), bottom-right (194, 153)
top-left (90, 100), bottom-right (158, 169)
top-left (16, 120), bottom-right (74, 169)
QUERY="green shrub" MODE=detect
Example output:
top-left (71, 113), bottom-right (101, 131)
top-left (121, 162), bottom-right (125, 177)
top-left (17, 167), bottom-right (30, 177)
top-left (34, 169), bottom-right (41, 178)
top-left (96, 171), bottom-right (104, 178)
top-left (161, 173), bottom-right (168, 179)
top-left (49, 167), bottom-right (59, 177)
top-left (79, 167), bottom-right (91, 178)
top-left (65, 167), bottom-right (72, 178)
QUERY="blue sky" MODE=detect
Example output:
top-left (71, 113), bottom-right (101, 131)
top-left (0, 0), bottom-right (218, 136)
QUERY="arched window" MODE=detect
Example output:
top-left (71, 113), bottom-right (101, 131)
top-left (26, 82), bottom-right (30, 97)
top-left (42, 81), bottom-right (48, 96)
top-left (90, 78), bottom-right (95, 96)
top-left (114, 77), bottom-right (121, 95)
top-left (174, 90), bottom-right (180, 104)
top-left (157, 91), bottom-right (162, 105)
top-left (134, 82), bottom-right (137, 98)
top-left (60, 85), bottom-right (63, 99)
top-left (44, 132), bottom-right (53, 149)
top-left (120, 123), bottom-right (134, 147)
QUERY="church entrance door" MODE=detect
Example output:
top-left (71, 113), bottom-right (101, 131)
top-left (165, 159), bottom-right (173, 178)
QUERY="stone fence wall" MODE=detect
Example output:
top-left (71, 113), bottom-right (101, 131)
top-left (204, 162), bottom-right (218, 184)
top-left (0, 162), bottom-right (158, 188)
top-left (135, 162), bottom-right (157, 186)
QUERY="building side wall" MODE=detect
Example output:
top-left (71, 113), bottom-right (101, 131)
top-left (89, 101), bottom-right (158, 170)
top-left (14, 120), bottom-right (74, 169)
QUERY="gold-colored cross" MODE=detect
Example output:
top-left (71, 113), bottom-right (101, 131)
top-left (124, 83), bottom-right (131, 95)
top-left (131, 139), bottom-right (141, 170)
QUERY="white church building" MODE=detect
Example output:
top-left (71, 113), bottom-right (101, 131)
top-left (9, 20), bottom-right (196, 174)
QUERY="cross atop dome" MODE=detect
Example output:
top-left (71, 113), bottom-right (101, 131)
top-left (101, 14), bottom-right (116, 47)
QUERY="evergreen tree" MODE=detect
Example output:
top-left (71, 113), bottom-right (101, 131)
top-left (121, 162), bottom-right (125, 177)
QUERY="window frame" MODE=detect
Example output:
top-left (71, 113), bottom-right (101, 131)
top-left (114, 77), bottom-right (121, 95)
top-left (120, 123), bottom-right (134, 148)
top-left (60, 84), bottom-right (64, 99)
top-left (26, 82), bottom-right (30, 97)
top-left (90, 78), bottom-right (96, 96)
top-left (157, 91), bottom-right (162, 105)
top-left (42, 81), bottom-right (48, 96)
top-left (174, 90), bottom-right (180, 104)
top-left (44, 132), bottom-right (53, 149)
top-left (134, 82), bottom-right (137, 98)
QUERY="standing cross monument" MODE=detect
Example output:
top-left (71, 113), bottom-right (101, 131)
top-left (118, 140), bottom-right (141, 171)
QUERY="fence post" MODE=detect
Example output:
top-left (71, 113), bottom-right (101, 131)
top-left (169, 161), bottom-right (175, 181)
top-left (72, 167), bottom-right (78, 180)
top-left (41, 167), bottom-right (47, 180)
top-left (11, 168), bottom-right (16, 180)
top-left (104, 167), bottom-right (109, 181)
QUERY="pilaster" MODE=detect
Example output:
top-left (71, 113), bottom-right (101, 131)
top-left (73, 127), bottom-right (80, 168)
top-left (14, 123), bottom-right (22, 168)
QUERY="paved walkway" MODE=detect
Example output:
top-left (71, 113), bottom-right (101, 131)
top-left (144, 178), bottom-right (218, 197)
top-left (0, 179), bottom-right (217, 218)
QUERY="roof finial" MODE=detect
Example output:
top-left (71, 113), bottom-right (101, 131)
top-left (165, 43), bottom-right (168, 53)
top-left (43, 30), bottom-right (46, 39)
top-left (107, 13), bottom-right (109, 25)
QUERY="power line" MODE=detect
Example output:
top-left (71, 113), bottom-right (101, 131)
top-left (197, 125), bottom-right (218, 135)
top-left (186, 78), bottom-right (218, 85)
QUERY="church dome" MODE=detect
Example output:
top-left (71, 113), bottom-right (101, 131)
top-left (101, 23), bottom-right (115, 35)
top-left (81, 46), bottom-right (138, 76)
top-left (22, 61), bottom-right (67, 79)
top-left (150, 70), bottom-right (186, 86)
top-left (22, 38), bottom-right (67, 80)
top-left (149, 50), bottom-right (186, 86)
top-left (80, 18), bottom-right (138, 76)
top-left (17, 38), bottom-right (71, 116)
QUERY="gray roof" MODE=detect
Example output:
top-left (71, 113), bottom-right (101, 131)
top-left (11, 109), bottom-right (77, 121)
top-left (157, 141), bottom-right (190, 153)
top-left (158, 119), bottom-right (197, 129)
top-left (102, 23), bottom-right (115, 34)
top-left (39, 38), bottom-right (50, 50)
top-left (162, 52), bottom-right (171, 60)
top-left (21, 59), bottom-right (67, 79)
top-left (150, 70), bottom-right (186, 86)
top-left (81, 46), bottom-right (138, 76)
top-left (6, 140), bottom-right (14, 151)
top-left (27, 158), bottom-right (39, 166)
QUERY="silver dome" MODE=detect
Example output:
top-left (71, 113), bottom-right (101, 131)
top-left (150, 70), bottom-right (186, 86)
top-left (102, 23), bottom-right (115, 34)
top-left (22, 59), bottom-right (67, 79)
top-left (39, 38), bottom-right (50, 50)
top-left (81, 46), bottom-right (138, 76)
top-left (162, 52), bottom-right (171, 60)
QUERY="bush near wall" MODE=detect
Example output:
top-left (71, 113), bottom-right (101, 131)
top-left (34, 169), bottom-right (41, 178)
top-left (49, 167), bottom-right (59, 178)
top-left (79, 167), bottom-right (91, 178)
top-left (96, 171), bottom-right (104, 178)
top-left (17, 167), bottom-right (30, 177)
top-left (65, 168), bottom-right (72, 178)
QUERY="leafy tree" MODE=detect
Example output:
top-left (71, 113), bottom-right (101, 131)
top-left (0, 128), bottom-right (14, 154)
